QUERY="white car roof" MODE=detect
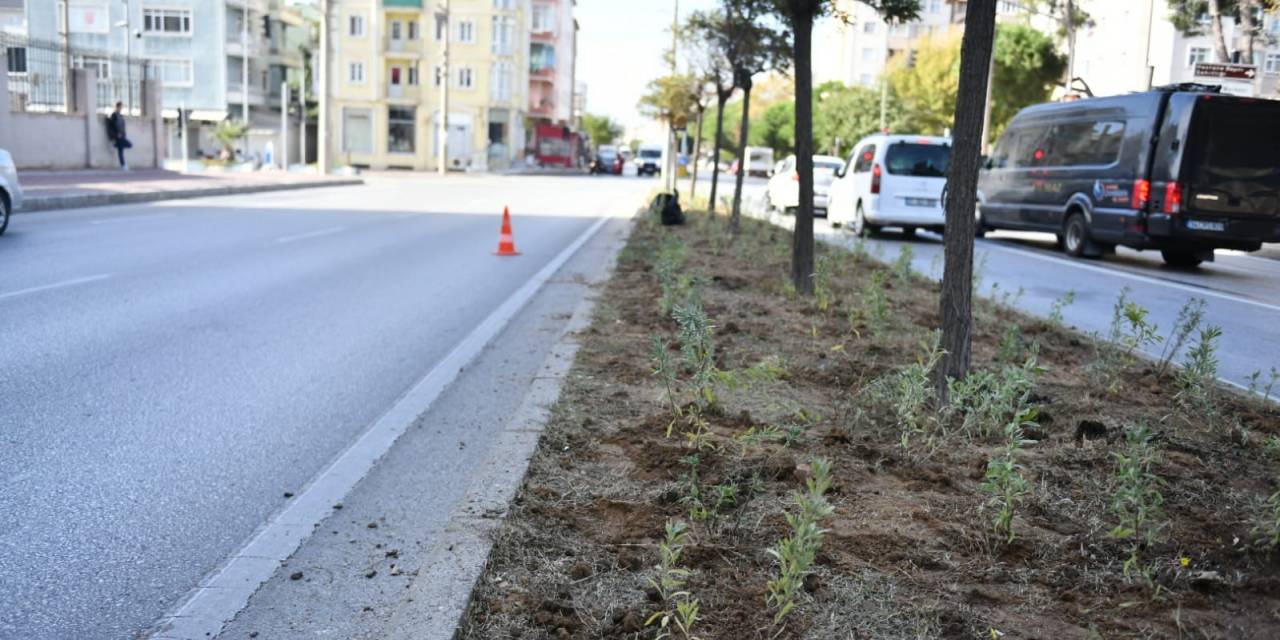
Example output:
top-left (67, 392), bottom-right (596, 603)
top-left (856, 134), bottom-right (951, 146)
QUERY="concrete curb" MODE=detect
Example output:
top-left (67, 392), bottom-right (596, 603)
top-left (382, 216), bottom-right (636, 640)
top-left (15, 178), bottom-right (364, 213)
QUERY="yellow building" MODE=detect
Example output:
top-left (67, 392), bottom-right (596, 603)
top-left (328, 0), bottom-right (529, 171)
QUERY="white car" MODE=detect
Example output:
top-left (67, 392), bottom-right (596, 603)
top-left (828, 134), bottom-right (951, 236)
top-left (764, 154), bottom-right (846, 216)
top-left (0, 149), bottom-right (22, 236)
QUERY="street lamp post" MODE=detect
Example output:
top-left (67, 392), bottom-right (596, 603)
top-left (242, 0), bottom-right (250, 124)
top-left (437, 0), bottom-right (450, 175)
top-left (319, 0), bottom-right (330, 174)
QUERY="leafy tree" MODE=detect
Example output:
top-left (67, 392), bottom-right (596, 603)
top-left (683, 12), bottom-right (734, 208)
top-left (1167, 0), bottom-right (1275, 64)
top-left (814, 82), bottom-right (900, 157)
top-left (581, 113), bottom-right (624, 148)
top-left (769, 0), bottom-right (920, 295)
top-left (638, 74), bottom-right (701, 131)
top-left (214, 120), bottom-right (249, 157)
top-left (887, 34), bottom-right (962, 135)
top-left (751, 101), bottom-right (796, 155)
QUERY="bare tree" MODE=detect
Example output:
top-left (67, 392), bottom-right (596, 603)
top-left (937, 0), bottom-right (999, 399)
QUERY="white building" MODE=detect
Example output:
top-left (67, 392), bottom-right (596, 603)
top-left (1073, 0), bottom-right (1280, 98)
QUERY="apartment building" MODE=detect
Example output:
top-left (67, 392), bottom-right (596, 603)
top-left (1073, 0), bottom-right (1280, 98)
top-left (328, 0), bottom-right (530, 171)
top-left (18, 1), bottom-right (314, 162)
top-left (527, 0), bottom-right (577, 166)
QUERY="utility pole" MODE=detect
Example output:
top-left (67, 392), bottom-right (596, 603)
top-left (63, 0), bottom-right (72, 111)
top-left (281, 81), bottom-right (289, 169)
top-left (981, 44), bottom-right (995, 153)
top-left (180, 102), bottom-right (188, 169)
top-left (1065, 0), bottom-right (1075, 93)
top-left (318, 2), bottom-right (328, 173)
top-left (437, 0), bottom-right (450, 175)
top-left (300, 63), bottom-right (308, 166)
top-left (878, 19), bottom-right (888, 132)
top-left (242, 0), bottom-right (251, 123)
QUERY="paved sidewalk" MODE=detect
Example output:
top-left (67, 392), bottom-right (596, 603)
top-left (15, 169), bottom-right (362, 213)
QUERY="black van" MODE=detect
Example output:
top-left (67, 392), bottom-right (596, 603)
top-left (976, 84), bottom-right (1280, 267)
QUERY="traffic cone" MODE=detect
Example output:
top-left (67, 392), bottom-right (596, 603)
top-left (495, 206), bottom-right (520, 256)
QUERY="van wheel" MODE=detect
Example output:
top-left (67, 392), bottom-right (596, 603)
top-left (975, 204), bottom-right (988, 238)
top-left (853, 203), bottom-right (879, 237)
top-left (1161, 250), bottom-right (1204, 268)
top-left (902, 226), bottom-right (917, 238)
top-left (1061, 212), bottom-right (1091, 257)
top-left (0, 193), bottom-right (9, 236)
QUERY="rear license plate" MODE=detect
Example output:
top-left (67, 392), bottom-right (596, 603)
top-left (1186, 220), bottom-right (1226, 232)
top-left (905, 197), bottom-right (937, 207)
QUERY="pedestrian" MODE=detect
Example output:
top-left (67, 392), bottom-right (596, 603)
top-left (107, 102), bottom-right (132, 171)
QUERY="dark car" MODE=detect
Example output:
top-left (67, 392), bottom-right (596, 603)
top-left (976, 84), bottom-right (1280, 267)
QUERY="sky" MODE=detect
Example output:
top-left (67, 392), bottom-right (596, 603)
top-left (575, 0), bottom-right (721, 141)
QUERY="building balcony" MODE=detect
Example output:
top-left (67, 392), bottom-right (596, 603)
top-left (385, 84), bottom-right (420, 101)
top-left (383, 0), bottom-right (424, 7)
top-left (384, 36), bottom-right (423, 57)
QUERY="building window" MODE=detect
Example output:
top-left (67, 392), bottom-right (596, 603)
top-left (493, 0), bottom-right (515, 10)
top-left (73, 54), bottom-right (112, 79)
top-left (435, 15), bottom-right (447, 40)
top-left (408, 20), bottom-right (419, 40)
top-left (409, 65), bottom-right (420, 85)
top-left (532, 5), bottom-right (554, 33)
top-left (928, 0), bottom-right (943, 12)
top-left (147, 58), bottom-right (193, 87)
top-left (859, 73), bottom-right (874, 86)
top-left (349, 14), bottom-right (365, 37)
top-left (343, 108), bottom-right (373, 154)
top-left (530, 43), bottom-right (555, 72)
top-left (390, 66), bottom-right (402, 86)
top-left (1187, 46), bottom-right (1208, 67)
top-left (1269, 17), bottom-right (1280, 34)
top-left (457, 66), bottom-right (474, 89)
top-left (349, 61), bottom-right (365, 83)
top-left (1266, 53), bottom-right (1280, 75)
top-left (6, 47), bottom-right (28, 73)
top-left (388, 106), bottom-right (416, 154)
top-left (391, 21), bottom-right (402, 40)
top-left (492, 16), bottom-right (514, 55)
top-left (434, 65), bottom-right (443, 86)
top-left (862, 22), bottom-right (876, 34)
top-left (142, 7), bottom-right (192, 35)
top-left (457, 20), bottom-right (475, 43)
top-left (490, 61), bottom-right (512, 101)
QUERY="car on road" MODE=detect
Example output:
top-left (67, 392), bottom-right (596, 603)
top-left (764, 154), bottom-right (846, 216)
top-left (636, 144), bottom-right (663, 176)
top-left (976, 84), bottom-right (1280, 267)
top-left (0, 149), bottom-right (22, 235)
top-left (592, 145), bottom-right (623, 175)
top-left (828, 134), bottom-right (951, 236)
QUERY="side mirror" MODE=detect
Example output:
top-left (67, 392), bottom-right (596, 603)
top-left (981, 155), bottom-right (993, 170)
top-left (834, 167), bottom-right (846, 179)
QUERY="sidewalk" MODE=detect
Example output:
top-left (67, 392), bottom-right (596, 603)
top-left (15, 169), bottom-right (363, 213)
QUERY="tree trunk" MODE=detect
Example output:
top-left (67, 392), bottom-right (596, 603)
top-left (1207, 0), bottom-right (1232, 63)
top-left (790, 8), bottom-right (815, 296)
top-left (936, 0), bottom-right (998, 402)
top-left (691, 105), bottom-right (705, 202)
top-left (709, 90), bottom-right (729, 219)
top-left (1237, 0), bottom-right (1257, 65)
top-left (730, 74), bottom-right (752, 234)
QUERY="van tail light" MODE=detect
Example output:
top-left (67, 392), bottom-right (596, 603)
top-left (791, 171), bottom-right (799, 181)
top-left (1132, 179), bottom-right (1151, 210)
top-left (1163, 182), bottom-right (1182, 214)
top-left (871, 163), bottom-right (882, 194)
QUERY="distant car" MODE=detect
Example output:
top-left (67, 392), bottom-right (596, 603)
top-left (593, 144), bottom-right (623, 175)
top-left (764, 154), bottom-right (846, 216)
top-left (636, 144), bottom-right (663, 176)
top-left (0, 149), bottom-right (22, 236)
top-left (977, 84), bottom-right (1280, 267)
top-left (828, 134), bottom-right (951, 237)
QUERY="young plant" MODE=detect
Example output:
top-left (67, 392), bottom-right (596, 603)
top-left (893, 244), bottom-right (916, 284)
top-left (1246, 367), bottom-right (1280, 405)
top-left (674, 300), bottom-right (718, 408)
top-left (850, 270), bottom-right (891, 339)
top-left (812, 252), bottom-right (839, 313)
top-left (647, 520), bottom-right (703, 640)
top-left (1048, 290), bottom-right (1076, 327)
top-left (766, 459), bottom-right (834, 627)
top-left (651, 334), bottom-right (683, 421)
top-left (1156, 298), bottom-right (1207, 377)
top-left (655, 234), bottom-right (691, 316)
top-left (980, 408), bottom-right (1035, 543)
top-left (1109, 426), bottom-right (1167, 583)
top-left (1252, 486), bottom-right (1280, 550)
top-left (1174, 325), bottom-right (1222, 417)
top-left (889, 332), bottom-right (945, 454)
top-left (1095, 288), bottom-right (1160, 390)
top-left (996, 325), bottom-right (1025, 365)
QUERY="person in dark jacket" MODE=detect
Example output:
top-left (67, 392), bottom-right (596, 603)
top-left (107, 102), bottom-right (132, 170)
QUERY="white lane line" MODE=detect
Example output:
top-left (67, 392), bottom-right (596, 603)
top-left (0, 273), bottom-right (112, 302)
top-left (274, 226), bottom-right (346, 245)
top-left (149, 214), bottom-right (617, 640)
top-left (89, 212), bottom-right (176, 225)
top-left (981, 241), bottom-right (1280, 313)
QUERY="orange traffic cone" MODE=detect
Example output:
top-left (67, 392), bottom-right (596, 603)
top-left (495, 206), bottom-right (520, 256)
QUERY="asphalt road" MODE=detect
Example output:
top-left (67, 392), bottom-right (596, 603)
top-left (703, 173), bottom-right (1280, 392)
top-left (0, 174), bottom-right (649, 639)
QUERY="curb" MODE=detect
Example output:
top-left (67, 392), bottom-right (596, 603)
top-left (15, 178), bottom-right (364, 213)
top-left (381, 215), bottom-right (635, 640)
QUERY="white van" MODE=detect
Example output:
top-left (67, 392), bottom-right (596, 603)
top-left (743, 146), bottom-right (774, 177)
top-left (827, 134), bottom-right (951, 236)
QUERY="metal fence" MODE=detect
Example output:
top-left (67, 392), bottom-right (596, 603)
top-left (2, 32), bottom-right (147, 115)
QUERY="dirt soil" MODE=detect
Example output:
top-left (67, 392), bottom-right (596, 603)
top-left (458, 208), bottom-right (1280, 639)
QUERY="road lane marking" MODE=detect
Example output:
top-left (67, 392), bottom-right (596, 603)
top-left (274, 226), bottom-right (346, 244)
top-left (150, 214), bottom-right (617, 640)
top-left (89, 212), bottom-right (176, 225)
top-left (0, 274), bottom-right (112, 302)
top-left (979, 241), bottom-right (1280, 313)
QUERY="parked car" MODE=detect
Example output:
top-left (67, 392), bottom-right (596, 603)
top-left (976, 84), bottom-right (1280, 267)
top-left (828, 134), bottom-right (951, 236)
top-left (764, 154), bottom-right (846, 216)
top-left (0, 149), bottom-right (22, 236)
top-left (636, 144), bottom-right (663, 176)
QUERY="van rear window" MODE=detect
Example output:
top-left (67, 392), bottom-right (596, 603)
top-left (884, 143), bottom-right (949, 177)
top-left (1185, 98), bottom-right (1280, 214)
